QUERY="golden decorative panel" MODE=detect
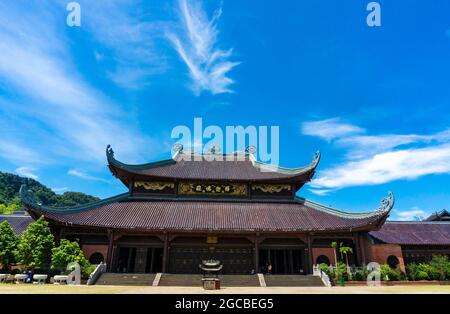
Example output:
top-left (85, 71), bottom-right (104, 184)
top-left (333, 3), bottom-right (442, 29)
top-left (251, 184), bottom-right (292, 193)
top-left (134, 181), bottom-right (175, 191)
top-left (206, 236), bottom-right (218, 244)
top-left (178, 182), bottom-right (247, 196)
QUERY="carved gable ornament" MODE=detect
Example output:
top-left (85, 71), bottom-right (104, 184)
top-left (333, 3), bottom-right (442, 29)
top-left (134, 181), bottom-right (175, 191)
top-left (251, 184), bottom-right (292, 193)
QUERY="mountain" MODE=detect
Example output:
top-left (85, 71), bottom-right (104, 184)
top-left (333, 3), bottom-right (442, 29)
top-left (0, 171), bottom-right (100, 209)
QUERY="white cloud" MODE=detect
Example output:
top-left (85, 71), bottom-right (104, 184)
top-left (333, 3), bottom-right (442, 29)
top-left (304, 117), bottom-right (450, 192)
top-left (336, 134), bottom-right (432, 159)
top-left (395, 208), bottom-right (428, 221)
top-left (68, 169), bottom-right (109, 183)
top-left (15, 167), bottom-right (38, 180)
top-left (308, 188), bottom-right (333, 196)
top-left (311, 143), bottom-right (450, 190)
top-left (167, 0), bottom-right (239, 95)
top-left (302, 118), bottom-right (365, 141)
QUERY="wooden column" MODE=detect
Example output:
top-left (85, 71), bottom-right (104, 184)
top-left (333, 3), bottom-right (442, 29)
top-left (357, 233), bottom-right (367, 266)
top-left (254, 234), bottom-right (259, 273)
top-left (307, 234), bottom-right (313, 274)
top-left (162, 232), bottom-right (169, 273)
top-left (353, 233), bottom-right (362, 266)
top-left (106, 229), bottom-right (114, 272)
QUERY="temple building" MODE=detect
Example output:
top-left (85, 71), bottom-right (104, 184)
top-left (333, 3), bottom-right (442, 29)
top-left (18, 145), bottom-right (449, 275)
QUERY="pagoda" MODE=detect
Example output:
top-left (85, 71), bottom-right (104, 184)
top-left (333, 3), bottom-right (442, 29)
top-left (21, 145), bottom-right (394, 275)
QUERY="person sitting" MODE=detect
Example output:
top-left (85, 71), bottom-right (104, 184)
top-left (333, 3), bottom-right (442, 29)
top-left (25, 270), bottom-right (33, 283)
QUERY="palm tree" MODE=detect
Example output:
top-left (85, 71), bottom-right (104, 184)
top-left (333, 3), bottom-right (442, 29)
top-left (339, 245), bottom-right (353, 268)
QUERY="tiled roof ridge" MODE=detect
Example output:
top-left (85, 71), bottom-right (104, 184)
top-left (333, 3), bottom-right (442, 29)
top-left (297, 192), bottom-right (394, 219)
top-left (106, 144), bottom-right (320, 177)
top-left (19, 184), bottom-right (129, 213)
top-left (384, 220), bottom-right (450, 224)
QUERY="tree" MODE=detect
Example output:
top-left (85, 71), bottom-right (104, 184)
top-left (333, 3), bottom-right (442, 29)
top-left (0, 221), bottom-right (18, 269)
top-left (51, 239), bottom-right (88, 271)
top-left (339, 243), bottom-right (353, 268)
top-left (16, 216), bottom-right (54, 270)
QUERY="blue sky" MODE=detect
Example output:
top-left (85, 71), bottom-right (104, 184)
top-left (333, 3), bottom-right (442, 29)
top-left (0, 0), bottom-right (450, 221)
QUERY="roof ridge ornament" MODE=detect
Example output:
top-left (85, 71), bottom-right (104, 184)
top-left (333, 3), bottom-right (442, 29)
top-left (172, 143), bottom-right (184, 154)
top-left (311, 150), bottom-right (321, 168)
top-left (208, 143), bottom-right (220, 154)
top-left (377, 191), bottom-right (395, 213)
top-left (245, 146), bottom-right (257, 155)
top-left (106, 144), bottom-right (114, 159)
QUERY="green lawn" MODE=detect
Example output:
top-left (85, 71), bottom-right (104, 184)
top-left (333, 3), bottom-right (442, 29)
top-left (1, 284), bottom-right (450, 294)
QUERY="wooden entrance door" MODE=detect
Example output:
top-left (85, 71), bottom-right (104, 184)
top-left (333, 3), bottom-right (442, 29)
top-left (169, 246), bottom-right (254, 274)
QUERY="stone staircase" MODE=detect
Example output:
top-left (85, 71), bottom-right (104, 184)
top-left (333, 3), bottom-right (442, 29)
top-left (95, 273), bottom-right (324, 287)
top-left (158, 274), bottom-right (260, 287)
top-left (219, 275), bottom-right (260, 287)
top-left (264, 275), bottom-right (325, 287)
top-left (96, 273), bottom-right (156, 286)
top-left (158, 274), bottom-right (203, 286)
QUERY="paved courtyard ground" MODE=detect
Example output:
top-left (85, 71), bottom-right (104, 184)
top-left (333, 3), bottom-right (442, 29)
top-left (0, 284), bottom-right (450, 294)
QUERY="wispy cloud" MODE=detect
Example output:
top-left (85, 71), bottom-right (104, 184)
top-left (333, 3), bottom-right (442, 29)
top-left (301, 118), bottom-right (365, 141)
top-left (15, 167), bottom-right (38, 180)
top-left (0, 2), bottom-right (157, 169)
top-left (167, 0), bottom-right (239, 95)
top-left (303, 118), bottom-right (450, 193)
top-left (68, 169), bottom-right (109, 183)
top-left (78, 0), bottom-right (168, 89)
top-left (0, 140), bottom-right (43, 166)
top-left (394, 207), bottom-right (428, 221)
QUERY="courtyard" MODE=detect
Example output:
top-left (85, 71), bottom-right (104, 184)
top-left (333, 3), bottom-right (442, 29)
top-left (0, 284), bottom-right (450, 294)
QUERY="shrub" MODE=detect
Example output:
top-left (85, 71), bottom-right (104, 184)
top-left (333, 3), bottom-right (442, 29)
top-left (406, 263), bottom-right (418, 281)
top-left (318, 263), bottom-right (332, 277)
top-left (51, 239), bottom-right (89, 276)
top-left (83, 264), bottom-right (97, 280)
top-left (380, 264), bottom-right (400, 281)
top-left (446, 262), bottom-right (450, 280)
top-left (353, 267), bottom-right (368, 281)
top-left (334, 262), bottom-right (349, 281)
top-left (16, 216), bottom-right (54, 270)
top-left (430, 255), bottom-right (448, 281)
top-left (417, 263), bottom-right (439, 280)
top-left (416, 271), bottom-right (429, 280)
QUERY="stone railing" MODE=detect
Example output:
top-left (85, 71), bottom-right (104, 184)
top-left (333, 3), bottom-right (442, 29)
top-left (87, 262), bottom-right (107, 285)
top-left (312, 265), bottom-right (332, 287)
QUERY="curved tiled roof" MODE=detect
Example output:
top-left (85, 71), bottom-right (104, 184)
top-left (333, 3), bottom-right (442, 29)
top-left (0, 213), bottom-right (34, 234)
top-left (20, 185), bottom-right (393, 233)
top-left (106, 145), bottom-right (321, 183)
top-left (369, 221), bottom-right (450, 245)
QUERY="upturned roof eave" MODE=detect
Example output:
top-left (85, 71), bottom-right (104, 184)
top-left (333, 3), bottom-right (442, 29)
top-left (106, 145), bottom-right (321, 183)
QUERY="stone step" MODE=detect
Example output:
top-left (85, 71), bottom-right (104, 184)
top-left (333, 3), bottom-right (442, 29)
top-left (264, 275), bottom-right (325, 287)
top-left (219, 275), bottom-right (260, 287)
top-left (159, 274), bottom-right (203, 286)
top-left (158, 274), bottom-right (261, 287)
top-left (96, 273), bottom-right (156, 286)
